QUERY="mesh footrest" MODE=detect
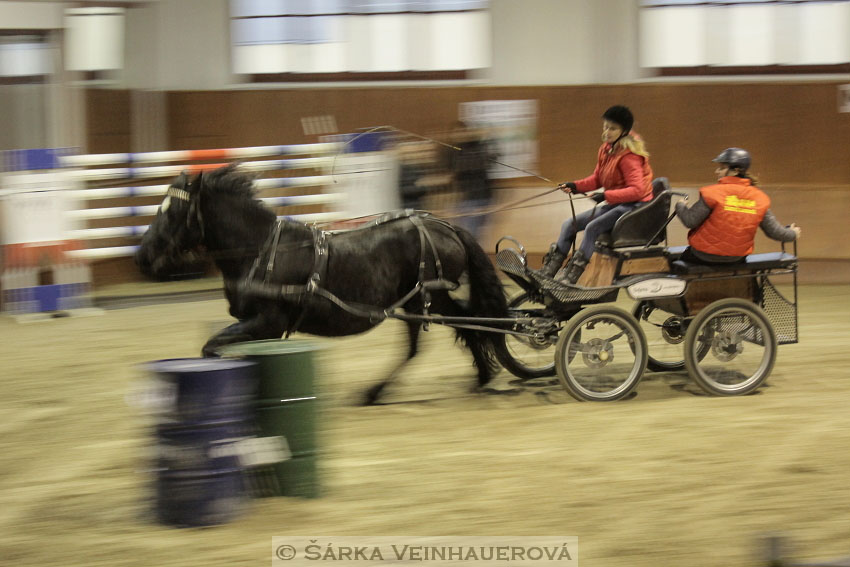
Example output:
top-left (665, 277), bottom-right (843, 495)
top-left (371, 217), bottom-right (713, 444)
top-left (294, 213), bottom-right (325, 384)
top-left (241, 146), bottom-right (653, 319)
top-left (527, 269), bottom-right (619, 305)
top-left (496, 248), bottom-right (619, 304)
top-left (495, 248), bottom-right (527, 279)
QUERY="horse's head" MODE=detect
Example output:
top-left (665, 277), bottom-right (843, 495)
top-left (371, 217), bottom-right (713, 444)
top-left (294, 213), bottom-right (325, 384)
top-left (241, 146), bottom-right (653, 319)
top-left (135, 170), bottom-right (207, 279)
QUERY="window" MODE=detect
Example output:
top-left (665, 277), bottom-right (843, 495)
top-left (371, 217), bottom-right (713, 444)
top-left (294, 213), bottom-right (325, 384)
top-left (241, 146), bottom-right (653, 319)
top-left (0, 33), bottom-right (51, 84)
top-left (230, 0), bottom-right (491, 81)
top-left (639, 0), bottom-right (850, 75)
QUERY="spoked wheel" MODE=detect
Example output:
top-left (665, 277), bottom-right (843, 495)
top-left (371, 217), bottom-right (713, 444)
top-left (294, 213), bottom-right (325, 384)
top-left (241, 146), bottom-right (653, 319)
top-left (633, 300), bottom-right (698, 372)
top-left (495, 292), bottom-right (558, 380)
top-left (684, 298), bottom-right (777, 396)
top-left (555, 306), bottom-right (648, 401)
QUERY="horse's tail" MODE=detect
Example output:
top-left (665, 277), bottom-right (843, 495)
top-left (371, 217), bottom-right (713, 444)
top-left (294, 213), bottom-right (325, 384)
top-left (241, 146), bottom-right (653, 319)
top-left (453, 227), bottom-right (509, 381)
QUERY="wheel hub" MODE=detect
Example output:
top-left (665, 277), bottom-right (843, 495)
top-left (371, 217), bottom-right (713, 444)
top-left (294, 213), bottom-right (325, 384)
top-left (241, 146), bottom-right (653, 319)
top-left (660, 316), bottom-right (686, 344)
top-left (582, 338), bottom-right (614, 368)
top-left (711, 331), bottom-right (743, 362)
top-left (517, 318), bottom-right (559, 350)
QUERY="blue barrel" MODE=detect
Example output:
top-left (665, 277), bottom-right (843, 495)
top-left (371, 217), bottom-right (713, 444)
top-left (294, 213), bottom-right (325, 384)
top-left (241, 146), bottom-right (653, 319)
top-left (156, 419), bottom-right (246, 472)
top-left (155, 468), bottom-right (244, 528)
top-left (142, 358), bottom-right (256, 527)
top-left (144, 358), bottom-right (257, 425)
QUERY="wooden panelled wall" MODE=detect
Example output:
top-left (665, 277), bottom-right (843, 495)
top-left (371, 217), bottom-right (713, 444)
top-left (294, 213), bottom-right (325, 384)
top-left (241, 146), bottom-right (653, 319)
top-left (86, 82), bottom-right (850, 283)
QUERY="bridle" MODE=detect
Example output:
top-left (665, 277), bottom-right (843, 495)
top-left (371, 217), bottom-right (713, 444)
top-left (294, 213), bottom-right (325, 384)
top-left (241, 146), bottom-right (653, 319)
top-left (162, 183), bottom-right (205, 256)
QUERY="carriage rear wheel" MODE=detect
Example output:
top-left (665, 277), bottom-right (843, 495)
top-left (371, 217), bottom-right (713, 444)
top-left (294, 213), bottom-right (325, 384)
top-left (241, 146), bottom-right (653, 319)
top-left (495, 292), bottom-right (557, 380)
top-left (683, 298), bottom-right (776, 396)
top-left (555, 306), bottom-right (648, 401)
top-left (633, 300), bottom-right (712, 372)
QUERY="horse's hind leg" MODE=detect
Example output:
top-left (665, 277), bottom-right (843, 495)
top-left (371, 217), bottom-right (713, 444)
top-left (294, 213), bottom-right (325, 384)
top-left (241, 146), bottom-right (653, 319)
top-left (463, 327), bottom-right (499, 390)
top-left (363, 321), bottom-right (421, 405)
top-left (432, 293), bottom-right (500, 391)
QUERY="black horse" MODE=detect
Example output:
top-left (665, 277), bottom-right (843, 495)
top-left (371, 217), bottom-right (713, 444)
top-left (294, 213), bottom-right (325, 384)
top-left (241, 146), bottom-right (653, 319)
top-left (135, 165), bottom-right (509, 404)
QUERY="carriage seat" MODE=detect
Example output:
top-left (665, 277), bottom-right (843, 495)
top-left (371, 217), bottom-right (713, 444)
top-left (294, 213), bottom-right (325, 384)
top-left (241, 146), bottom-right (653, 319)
top-left (665, 245), bottom-right (687, 261)
top-left (671, 251), bottom-right (797, 275)
top-left (595, 177), bottom-right (672, 250)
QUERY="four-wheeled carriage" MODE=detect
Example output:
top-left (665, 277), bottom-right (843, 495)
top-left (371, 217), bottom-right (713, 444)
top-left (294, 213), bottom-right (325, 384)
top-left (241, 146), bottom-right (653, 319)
top-left (493, 181), bottom-right (799, 401)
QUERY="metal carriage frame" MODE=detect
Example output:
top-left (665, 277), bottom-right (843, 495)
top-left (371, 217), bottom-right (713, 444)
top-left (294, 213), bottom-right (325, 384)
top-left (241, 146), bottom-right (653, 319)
top-left (490, 227), bottom-right (799, 402)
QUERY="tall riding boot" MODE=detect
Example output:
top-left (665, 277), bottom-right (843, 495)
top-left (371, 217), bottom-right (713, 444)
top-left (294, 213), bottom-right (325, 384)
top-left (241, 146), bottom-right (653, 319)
top-left (561, 251), bottom-right (590, 284)
top-left (540, 244), bottom-right (567, 278)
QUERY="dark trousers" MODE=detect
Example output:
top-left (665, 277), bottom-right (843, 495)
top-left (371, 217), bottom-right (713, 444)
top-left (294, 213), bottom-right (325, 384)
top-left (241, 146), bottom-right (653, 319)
top-left (556, 203), bottom-right (641, 258)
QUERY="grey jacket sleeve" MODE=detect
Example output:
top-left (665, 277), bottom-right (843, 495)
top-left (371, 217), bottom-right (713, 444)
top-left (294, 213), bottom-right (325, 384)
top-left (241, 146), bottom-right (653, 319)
top-left (760, 210), bottom-right (797, 242)
top-left (675, 197), bottom-right (711, 229)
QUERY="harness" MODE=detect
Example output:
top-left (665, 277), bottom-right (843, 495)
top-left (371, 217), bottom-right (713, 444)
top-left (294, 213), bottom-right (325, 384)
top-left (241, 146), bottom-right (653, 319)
top-left (239, 211), bottom-right (463, 335)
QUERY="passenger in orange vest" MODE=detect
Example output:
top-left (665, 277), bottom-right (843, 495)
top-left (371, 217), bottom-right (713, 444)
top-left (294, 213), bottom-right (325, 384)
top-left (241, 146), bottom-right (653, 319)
top-left (540, 105), bottom-right (654, 284)
top-left (676, 148), bottom-right (801, 264)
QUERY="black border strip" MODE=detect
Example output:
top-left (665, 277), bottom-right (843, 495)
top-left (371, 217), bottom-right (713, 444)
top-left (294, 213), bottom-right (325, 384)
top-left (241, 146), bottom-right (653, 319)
top-left (656, 63), bottom-right (850, 75)
top-left (248, 70), bottom-right (468, 82)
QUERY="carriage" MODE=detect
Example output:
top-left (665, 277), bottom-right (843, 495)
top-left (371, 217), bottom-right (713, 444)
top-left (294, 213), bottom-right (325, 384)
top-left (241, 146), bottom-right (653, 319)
top-left (490, 178), bottom-right (799, 401)
top-left (137, 167), bottom-right (799, 404)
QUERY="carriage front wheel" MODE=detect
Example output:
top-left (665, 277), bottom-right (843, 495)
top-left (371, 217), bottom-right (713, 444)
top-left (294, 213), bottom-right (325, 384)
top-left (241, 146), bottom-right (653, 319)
top-left (683, 298), bottom-right (777, 396)
top-left (494, 291), bottom-right (558, 380)
top-left (555, 306), bottom-right (648, 402)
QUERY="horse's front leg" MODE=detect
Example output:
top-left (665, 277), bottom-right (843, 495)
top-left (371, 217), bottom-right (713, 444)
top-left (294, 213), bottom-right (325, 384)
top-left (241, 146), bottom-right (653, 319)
top-left (201, 312), bottom-right (287, 357)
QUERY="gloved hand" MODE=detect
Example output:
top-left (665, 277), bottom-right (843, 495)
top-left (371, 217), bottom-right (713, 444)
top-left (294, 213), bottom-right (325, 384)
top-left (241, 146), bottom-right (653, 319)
top-left (789, 223), bottom-right (802, 239)
top-left (591, 192), bottom-right (606, 204)
top-left (558, 182), bottom-right (577, 193)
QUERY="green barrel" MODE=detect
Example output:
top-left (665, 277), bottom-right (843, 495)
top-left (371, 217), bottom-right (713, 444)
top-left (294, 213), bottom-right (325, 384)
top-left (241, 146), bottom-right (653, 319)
top-left (218, 339), bottom-right (323, 498)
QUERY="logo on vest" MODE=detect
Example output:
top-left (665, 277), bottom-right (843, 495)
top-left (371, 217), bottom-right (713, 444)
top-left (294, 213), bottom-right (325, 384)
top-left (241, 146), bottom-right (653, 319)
top-left (723, 195), bottom-right (757, 214)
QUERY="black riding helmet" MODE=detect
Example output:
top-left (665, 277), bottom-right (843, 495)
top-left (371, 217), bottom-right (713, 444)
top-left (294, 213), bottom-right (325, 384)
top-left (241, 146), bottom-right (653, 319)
top-left (602, 105), bottom-right (634, 135)
top-left (712, 147), bottom-right (751, 175)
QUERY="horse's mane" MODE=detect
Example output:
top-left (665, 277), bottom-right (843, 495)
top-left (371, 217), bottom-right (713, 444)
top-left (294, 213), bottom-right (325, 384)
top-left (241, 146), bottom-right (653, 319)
top-left (195, 164), bottom-right (279, 230)
top-left (198, 164), bottom-right (259, 200)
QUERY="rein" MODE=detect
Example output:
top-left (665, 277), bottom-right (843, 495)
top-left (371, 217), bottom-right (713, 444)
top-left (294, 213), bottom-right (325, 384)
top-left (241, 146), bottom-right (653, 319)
top-left (328, 124), bottom-right (588, 223)
top-left (435, 187), bottom-right (592, 221)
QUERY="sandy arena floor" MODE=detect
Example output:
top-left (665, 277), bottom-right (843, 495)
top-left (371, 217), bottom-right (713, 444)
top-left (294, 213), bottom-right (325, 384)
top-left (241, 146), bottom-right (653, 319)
top-left (2, 283), bottom-right (850, 566)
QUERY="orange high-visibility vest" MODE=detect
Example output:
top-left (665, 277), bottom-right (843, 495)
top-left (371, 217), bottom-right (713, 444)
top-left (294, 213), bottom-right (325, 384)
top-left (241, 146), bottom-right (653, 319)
top-left (688, 177), bottom-right (771, 257)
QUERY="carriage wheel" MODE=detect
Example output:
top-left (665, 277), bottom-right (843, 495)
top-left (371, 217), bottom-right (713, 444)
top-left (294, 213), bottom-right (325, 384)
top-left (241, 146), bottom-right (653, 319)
top-left (632, 300), bottom-right (688, 371)
top-left (495, 292), bottom-right (557, 380)
top-left (683, 298), bottom-right (777, 396)
top-left (633, 300), bottom-right (711, 372)
top-left (555, 306), bottom-right (648, 401)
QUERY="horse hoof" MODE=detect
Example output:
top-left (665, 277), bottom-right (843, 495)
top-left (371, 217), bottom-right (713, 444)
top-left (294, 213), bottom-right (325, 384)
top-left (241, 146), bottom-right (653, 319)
top-left (474, 385), bottom-right (523, 396)
top-left (362, 384), bottom-right (386, 406)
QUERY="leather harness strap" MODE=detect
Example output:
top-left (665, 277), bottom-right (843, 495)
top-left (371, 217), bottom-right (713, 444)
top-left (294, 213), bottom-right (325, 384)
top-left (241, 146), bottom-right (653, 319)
top-left (239, 212), bottom-right (463, 329)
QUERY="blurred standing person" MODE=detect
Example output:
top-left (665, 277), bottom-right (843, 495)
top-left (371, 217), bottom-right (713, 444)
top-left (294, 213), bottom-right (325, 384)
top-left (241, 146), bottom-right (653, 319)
top-left (448, 121), bottom-right (496, 241)
top-left (541, 105), bottom-right (653, 284)
top-left (397, 140), bottom-right (450, 211)
top-left (675, 147), bottom-right (800, 263)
